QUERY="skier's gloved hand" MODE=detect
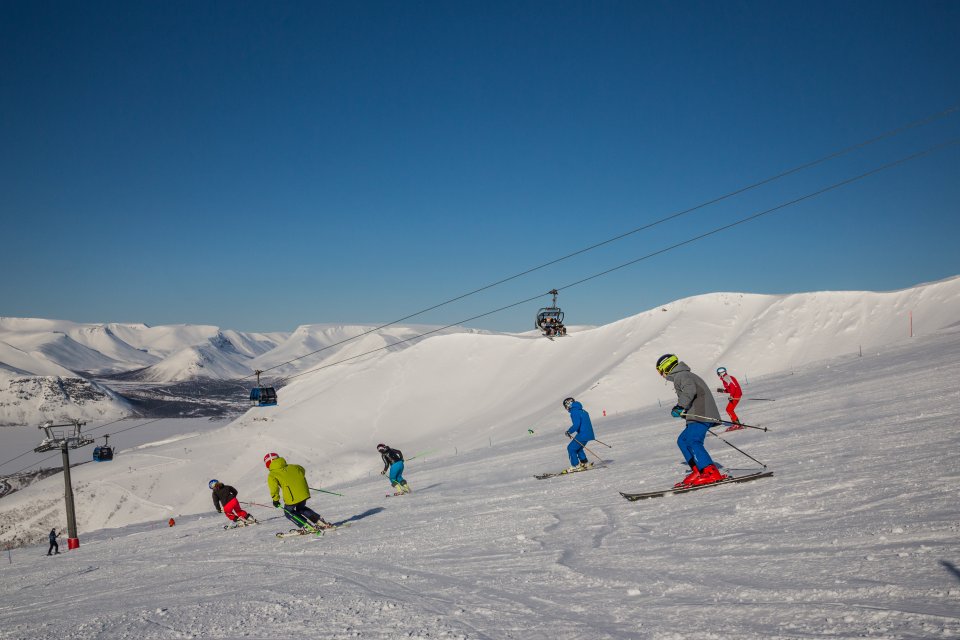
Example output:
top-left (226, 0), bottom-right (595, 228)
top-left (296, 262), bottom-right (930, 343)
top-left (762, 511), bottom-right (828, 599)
top-left (380, 470), bottom-right (386, 475)
top-left (216, 508), bottom-right (222, 513)
top-left (272, 501), bottom-right (281, 509)
top-left (670, 405), bottom-right (686, 418)
top-left (716, 388), bottom-right (725, 393)
top-left (565, 432), bottom-right (573, 439)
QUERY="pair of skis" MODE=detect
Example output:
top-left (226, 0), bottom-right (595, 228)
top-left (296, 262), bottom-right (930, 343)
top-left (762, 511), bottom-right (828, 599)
top-left (619, 471), bottom-right (774, 501)
top-left (223, 518), bottom-right (258, 530)
top-left (534, 462), bottom-right (600, 480)
top-left (275, 522), bottom-right (350, 539)
top-left (535, 461), bottom-right (773, 499)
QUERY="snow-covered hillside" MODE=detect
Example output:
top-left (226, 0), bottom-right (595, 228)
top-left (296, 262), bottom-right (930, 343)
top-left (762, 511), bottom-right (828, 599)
top-left (0, 324), bottom-right (958, 638)
top-left (0, 318), bottom-right (494, 424)
top-left (0, 373), bottom-right (131, 427)
top-left (1, 277), bottom-right (958, 537)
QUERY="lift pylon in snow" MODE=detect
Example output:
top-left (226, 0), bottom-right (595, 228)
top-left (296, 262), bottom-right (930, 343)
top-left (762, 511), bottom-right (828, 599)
top-left (34, 419), bottom-right (93, 550)
top-left (535, 289), bottom-right (567, 337)
top-left (250, 370), bottom-right (278, 407)
top-left (93, 434), bottom-right (113, 462)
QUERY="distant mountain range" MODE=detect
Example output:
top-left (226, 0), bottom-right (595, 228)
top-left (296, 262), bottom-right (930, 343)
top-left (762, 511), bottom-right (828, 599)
top-left (0, 318), bottom-right (487, 425)
top-left (2, 276), bottom-right (958, 427)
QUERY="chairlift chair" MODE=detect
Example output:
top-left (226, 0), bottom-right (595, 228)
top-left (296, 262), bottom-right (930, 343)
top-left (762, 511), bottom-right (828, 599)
top-left (250, 370), bottom-right (278, 407)
top-left (535, 289), bottom-right (567, 336)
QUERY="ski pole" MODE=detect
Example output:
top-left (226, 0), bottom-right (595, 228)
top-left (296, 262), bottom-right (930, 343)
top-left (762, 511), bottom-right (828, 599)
top-left (408, 449), bottom-right (437, 461)
top-left (571, 437), bottom-right (606, 466)
top-left (592, 438), bottom-right (613, 448)
top-left (707, 430), bottom-right (767, 468)
top-left (720, 396), bottom-right (775, 402)
top-left (684, 413), bottom-right (768, 432)
top-left (309, 487), bottom-right (344, 497)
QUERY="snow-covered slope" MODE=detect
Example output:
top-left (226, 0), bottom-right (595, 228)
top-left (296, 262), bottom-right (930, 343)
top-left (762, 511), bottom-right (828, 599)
top-left (0, 373), bottom-right (132, 427)
top-left (118, 333), bottom-right (260, 383)
top-left (247, 323), bottom-right (488, 377)
top-left (65, 325), bottom-right (160, 369)
top-left (2, 277), bottom-right (958, 534)
top-left (0, 319), bottom-right (291, 378)
top-left (0, 331), bottom-right (126, 374)
top-left (0, 341), bottom-right (76, 377)
top-left (0, 325), bottom-right (957, 638)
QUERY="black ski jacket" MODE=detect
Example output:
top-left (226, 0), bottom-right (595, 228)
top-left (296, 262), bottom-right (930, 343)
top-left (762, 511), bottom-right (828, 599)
top-left (380, 447), bottom-right (403, 472)
top-left (211, 484), bottom-right (239, 511)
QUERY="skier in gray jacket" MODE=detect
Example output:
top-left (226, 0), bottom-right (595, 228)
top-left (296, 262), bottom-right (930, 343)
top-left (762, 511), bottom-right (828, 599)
top-left (656, 354), bottom-right (727, 487)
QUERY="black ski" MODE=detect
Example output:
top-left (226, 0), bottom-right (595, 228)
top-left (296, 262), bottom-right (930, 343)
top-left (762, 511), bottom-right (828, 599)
top-left (620, 471), bottom-right (773, 501)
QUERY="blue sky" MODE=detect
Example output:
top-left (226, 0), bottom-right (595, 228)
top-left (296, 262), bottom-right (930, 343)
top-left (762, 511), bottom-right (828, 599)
top-left (2, 1), bottom-right (958, 332)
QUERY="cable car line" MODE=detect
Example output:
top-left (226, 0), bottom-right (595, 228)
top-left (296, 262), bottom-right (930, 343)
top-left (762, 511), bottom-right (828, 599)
top-left (3, 417), bottom-right (166, 477)
top-left (273, 136), bottom-right (959, 384)
top-left (0, 416), bottom-right (129, 471)
top-left (236, 102), bottom-right (960, 382)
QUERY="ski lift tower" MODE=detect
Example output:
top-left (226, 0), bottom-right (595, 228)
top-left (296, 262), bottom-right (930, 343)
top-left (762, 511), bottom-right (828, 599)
top-left (34, 419), bottom-right (93, 550)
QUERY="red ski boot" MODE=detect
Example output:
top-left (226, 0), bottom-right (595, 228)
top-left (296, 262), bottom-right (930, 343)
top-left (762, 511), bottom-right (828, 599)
top-left (674, 465), bottom-right (701, 488)
top-left (690, 464), bottom-right (728, 486)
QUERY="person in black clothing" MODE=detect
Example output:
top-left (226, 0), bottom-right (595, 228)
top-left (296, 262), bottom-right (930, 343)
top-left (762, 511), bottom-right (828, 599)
top-left (209, 479), bottom-right (256, 525)
top-left (47, 528), bottom-right (59, 555)
top-left (377, 444), bottom-right (410, 494)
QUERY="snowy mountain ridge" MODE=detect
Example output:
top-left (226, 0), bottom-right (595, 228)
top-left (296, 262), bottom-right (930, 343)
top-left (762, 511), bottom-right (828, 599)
top-left (1, 276), bottom-right (958, 538)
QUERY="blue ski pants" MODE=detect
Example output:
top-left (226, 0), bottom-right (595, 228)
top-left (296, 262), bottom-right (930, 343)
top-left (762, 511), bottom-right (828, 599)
top-left (567, 438), bottom-right (589, 466)
top-left (388, 460), bottom-right (406, 486)
top-left (677, 421), bottom-right (716, 469)
top-left (282, 500), bottom-right (323, 527)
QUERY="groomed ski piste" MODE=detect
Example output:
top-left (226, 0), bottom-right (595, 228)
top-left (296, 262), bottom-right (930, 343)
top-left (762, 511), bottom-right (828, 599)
top-left (1, 281), bottom-right (959, 639)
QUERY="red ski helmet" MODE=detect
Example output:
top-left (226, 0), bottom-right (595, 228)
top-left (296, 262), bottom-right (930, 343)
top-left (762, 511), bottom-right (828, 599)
top-left (263, 452), bottom-right (279, 469)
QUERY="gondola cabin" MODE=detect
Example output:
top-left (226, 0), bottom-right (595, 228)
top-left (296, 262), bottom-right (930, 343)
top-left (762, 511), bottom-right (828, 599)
top-left (250, 370), bottom-right (278, 407)
top-left (250, 386), bottom-right (278, 407)
top-left (93, 435), bottom-right (114, 462)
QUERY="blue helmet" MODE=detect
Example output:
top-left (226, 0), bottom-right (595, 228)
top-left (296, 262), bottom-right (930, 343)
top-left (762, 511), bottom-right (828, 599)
top-left (208, 479), bottom-right (219, 489)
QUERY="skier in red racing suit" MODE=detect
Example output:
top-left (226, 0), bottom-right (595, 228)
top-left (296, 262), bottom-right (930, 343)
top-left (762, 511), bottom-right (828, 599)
top-left (716, 367), bottom-right (743, 430)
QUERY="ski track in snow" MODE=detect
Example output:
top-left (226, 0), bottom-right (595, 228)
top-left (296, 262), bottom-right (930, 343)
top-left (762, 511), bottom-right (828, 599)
top-left (1, 331), bottom-right (960, 638)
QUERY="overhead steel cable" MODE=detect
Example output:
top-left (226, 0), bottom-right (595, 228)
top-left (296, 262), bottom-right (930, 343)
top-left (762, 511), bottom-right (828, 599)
top-left (275, 137), bottom-right (960, 384)
top-left (240, 102), bottom-right (960, 381)
top-left (4, 417), bottom-right (168, 477)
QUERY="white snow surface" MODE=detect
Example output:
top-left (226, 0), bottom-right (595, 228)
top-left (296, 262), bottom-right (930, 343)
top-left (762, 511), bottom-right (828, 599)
top-left (0, 325), bottom-right (958, 638)
top-left (0, 279), bottom-right (958, 637)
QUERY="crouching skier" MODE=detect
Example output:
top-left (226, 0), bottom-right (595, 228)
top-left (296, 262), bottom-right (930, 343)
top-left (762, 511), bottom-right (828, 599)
top-left (264, 452), bottom-right (334, 532)
top-left (210, 479), bottom-right (256, 526)
top-left (656, 354), bottom-right (728, 487)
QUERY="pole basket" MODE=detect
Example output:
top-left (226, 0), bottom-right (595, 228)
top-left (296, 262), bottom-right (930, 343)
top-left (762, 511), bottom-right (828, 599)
top-left (67, 538), bottom-right (80, 550)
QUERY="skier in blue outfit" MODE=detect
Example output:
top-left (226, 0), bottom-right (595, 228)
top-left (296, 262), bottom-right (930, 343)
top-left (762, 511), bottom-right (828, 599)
top-left (562, 397), bottom-right (595, 472)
